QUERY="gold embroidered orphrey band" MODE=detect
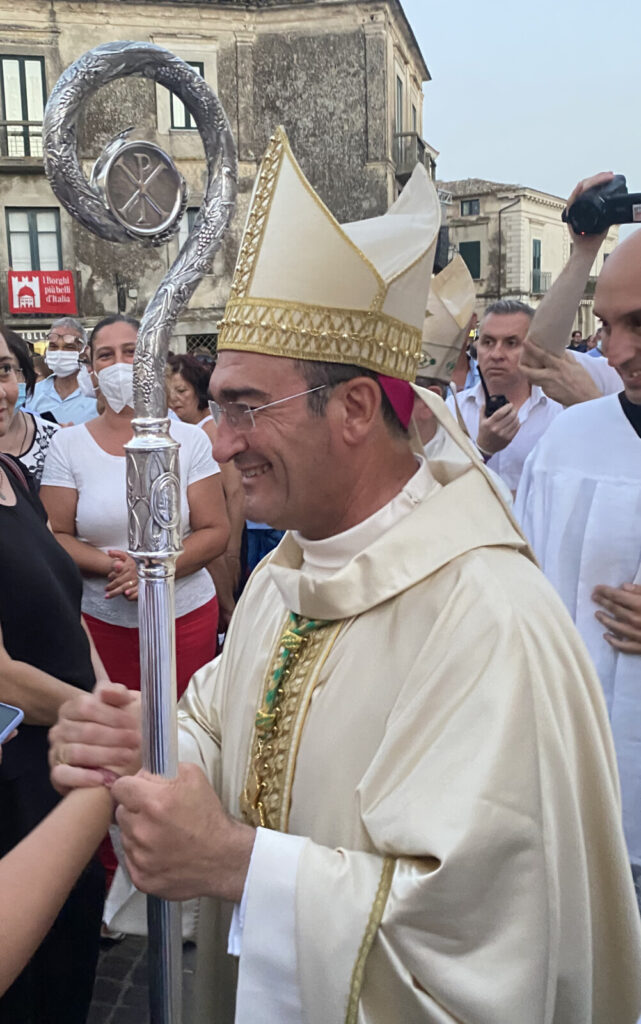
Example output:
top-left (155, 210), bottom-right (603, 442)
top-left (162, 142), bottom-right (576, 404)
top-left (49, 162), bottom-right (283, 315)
top-left (240, 615), bottom-right (342, 832)
top-left (345, 856), bottom-right (396, 1024)
top-left (240, 612), bottom-right (395, 1023)
top-left (218, 298), bottom-right (422, 382)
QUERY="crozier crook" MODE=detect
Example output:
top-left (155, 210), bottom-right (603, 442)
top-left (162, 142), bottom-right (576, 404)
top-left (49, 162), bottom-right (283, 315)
top-left (43, 41), bottom-right (237, 1024)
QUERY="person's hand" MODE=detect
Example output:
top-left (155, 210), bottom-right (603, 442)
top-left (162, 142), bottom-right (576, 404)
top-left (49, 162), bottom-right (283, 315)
top-left (106, 550), bottom-right (138, 601)
top-left (593, 583), bottom-right (641, 654)
top-left (520, 338), bottom-right (602, 404)
top-left (112, 763), bottom-right (255, 903)
top-left (49, 683), bottom-right (142, 795)
top-left (476, 403), bottom-right (520, 456)
top-left (565, 171), bottom-right (614, 255)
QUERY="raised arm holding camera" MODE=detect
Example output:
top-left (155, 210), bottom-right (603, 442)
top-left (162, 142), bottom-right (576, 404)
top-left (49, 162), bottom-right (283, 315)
top-left (520, 171), bottom-right (626, 405)
top-left (522, 172), bottom-right (614, 362)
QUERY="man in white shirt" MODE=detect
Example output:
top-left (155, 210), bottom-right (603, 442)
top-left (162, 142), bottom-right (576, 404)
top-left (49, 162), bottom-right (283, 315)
top-left (30, 317), bottom-right (97, 424)
top-left (49, 136), bottom-right (641, 1024)
top-left (516, 171), bottom-right (641, 898)
top-left (446, 299), bottom-right (562, 493)
top-left (411, 254), bottom-right (513, 506)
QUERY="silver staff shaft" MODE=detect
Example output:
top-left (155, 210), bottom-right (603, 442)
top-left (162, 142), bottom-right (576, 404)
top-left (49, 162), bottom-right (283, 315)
top-left (138, 560), bottom-right (182, 1023)
top-left (139, 572), bottom-right (182, 1023)
top-left (127, 417), bottom-right (184, 1023)
top-left (43, 40), bottom-right (237, 1024)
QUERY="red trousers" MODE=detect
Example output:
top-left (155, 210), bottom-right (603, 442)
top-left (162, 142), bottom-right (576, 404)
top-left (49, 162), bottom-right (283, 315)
top-left (84, 596), bottom-right (218, 698)
top-left (85, 597), bottom-right (218, 888)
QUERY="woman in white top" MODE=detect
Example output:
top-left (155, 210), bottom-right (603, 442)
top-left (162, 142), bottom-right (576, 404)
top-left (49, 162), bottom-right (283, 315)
top-left (167, 352), bottom-right (244, 629)
top-left (41, 315), bottom-right (229, 697)
top-left (0, 326), bottom-right (60, 487)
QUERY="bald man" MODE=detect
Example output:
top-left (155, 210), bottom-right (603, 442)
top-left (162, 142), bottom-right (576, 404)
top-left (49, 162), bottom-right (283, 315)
top-left (515, 178), bottom-right (641, 898)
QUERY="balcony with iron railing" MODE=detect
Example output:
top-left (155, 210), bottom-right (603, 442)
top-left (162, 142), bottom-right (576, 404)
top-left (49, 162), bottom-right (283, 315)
top-left (531, 269), bottom-right (552, 294)
top-left (393, 131), bottom-right (436, 183)
top-left (0, 120), bottom-right (44, 163)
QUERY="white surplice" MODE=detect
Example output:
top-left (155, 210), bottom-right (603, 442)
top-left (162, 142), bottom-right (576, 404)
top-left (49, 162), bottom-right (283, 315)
top-left (515, 393), bottom-right (641, 868)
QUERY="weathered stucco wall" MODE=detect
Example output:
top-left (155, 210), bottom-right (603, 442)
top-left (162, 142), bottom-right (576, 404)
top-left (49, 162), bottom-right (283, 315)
top-left (252, 29), bottom-right (376, 222)
top-left (0, 0), bottom-right (428, 345)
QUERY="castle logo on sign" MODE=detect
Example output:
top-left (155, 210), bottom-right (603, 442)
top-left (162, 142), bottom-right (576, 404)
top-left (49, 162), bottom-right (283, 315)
top-left (7, 270), bottom-right (77, 315)
top-left (11, 274), bottom-right (41, 310)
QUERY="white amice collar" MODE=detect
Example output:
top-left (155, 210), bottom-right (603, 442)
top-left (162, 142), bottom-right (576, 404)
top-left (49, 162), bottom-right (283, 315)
top-left (291, 456), bottom-right (432, 577)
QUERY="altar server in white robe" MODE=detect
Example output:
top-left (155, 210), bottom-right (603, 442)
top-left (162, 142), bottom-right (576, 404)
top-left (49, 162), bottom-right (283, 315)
top-left (516, 174), bottom-right (641, 889)
top-left (50, 141), bottom-right (641, 1024)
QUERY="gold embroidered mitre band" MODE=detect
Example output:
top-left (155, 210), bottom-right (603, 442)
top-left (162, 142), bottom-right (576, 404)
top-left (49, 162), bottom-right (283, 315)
top-left (218, 126), bottom-right (442, 382)
top-left (416, 254), bottom-right (476, 384)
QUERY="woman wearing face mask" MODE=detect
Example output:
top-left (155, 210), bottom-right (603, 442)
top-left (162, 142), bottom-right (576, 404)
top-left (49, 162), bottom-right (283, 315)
top-left (40, 315), bottom-right (229, 698)
top-left (0, 327), bottom-right (60, 487)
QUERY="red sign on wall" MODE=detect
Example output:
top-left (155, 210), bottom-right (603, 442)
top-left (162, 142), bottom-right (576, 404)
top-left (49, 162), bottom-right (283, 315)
top-left (8, 270), bottom-right (78, 315)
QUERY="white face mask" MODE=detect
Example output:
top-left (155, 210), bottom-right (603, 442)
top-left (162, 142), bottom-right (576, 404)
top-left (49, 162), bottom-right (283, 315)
top-left (97, 363), bottom-right (134, 414)
top-left (45, 350), bottom-right (80, 377)
top-left (77, 365), bottom-right (98, 398)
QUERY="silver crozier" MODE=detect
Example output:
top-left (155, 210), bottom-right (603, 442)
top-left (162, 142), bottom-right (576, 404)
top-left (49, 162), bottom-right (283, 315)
top-left (43, 41), bottom-right (237, 1024)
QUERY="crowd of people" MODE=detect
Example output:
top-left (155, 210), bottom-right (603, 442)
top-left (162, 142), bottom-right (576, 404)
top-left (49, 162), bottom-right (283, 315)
top-left (0, 143), bottom-right (640, 1024)
top-left (0, 312), bottom-right (272, 1018)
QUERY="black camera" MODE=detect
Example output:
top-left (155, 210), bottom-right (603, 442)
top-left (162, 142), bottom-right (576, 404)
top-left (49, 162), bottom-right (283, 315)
top-left (562, 174), bottom-right (641, 236)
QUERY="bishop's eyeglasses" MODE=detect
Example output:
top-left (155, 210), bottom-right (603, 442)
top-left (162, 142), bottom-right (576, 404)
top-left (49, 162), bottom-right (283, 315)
top-left (209, 385), bottom-right (328, 431)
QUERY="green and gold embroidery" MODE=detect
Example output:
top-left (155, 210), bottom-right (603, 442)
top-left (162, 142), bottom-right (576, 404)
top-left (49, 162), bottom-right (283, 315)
top-left (240, 612), bottom-right (340, 830)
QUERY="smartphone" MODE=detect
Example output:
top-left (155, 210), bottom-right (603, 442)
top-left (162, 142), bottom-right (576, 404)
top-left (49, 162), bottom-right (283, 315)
top-left (38, 410), bottom-right (59, 425)
top-left (478, 369), bottom-right (508, 418)
top-left (0, 702), bottom-right (24, 744)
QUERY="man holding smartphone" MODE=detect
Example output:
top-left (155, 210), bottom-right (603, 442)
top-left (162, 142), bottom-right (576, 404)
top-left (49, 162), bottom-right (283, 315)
top-left (447, 300), bottom-right (563, 493)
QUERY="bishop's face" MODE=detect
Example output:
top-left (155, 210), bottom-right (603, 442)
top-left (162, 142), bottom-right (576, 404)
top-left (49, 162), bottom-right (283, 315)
top-left (210, 351), bottom-right (341, 538)
top-left (594, 251), bottom-right (641, 404)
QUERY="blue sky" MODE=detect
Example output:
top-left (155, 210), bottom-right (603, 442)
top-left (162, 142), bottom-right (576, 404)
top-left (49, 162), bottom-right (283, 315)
top-left (401, 0), bottom-right (639, 207)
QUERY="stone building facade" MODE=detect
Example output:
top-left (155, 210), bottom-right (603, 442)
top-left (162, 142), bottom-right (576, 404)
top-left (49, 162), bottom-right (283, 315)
top-left (438, 178), bottom-right (618, 338)
top-left (0, 0), bottom-right (434, 352)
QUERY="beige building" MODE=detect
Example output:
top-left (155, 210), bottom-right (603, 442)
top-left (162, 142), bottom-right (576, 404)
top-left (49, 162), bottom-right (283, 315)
top-left (0, 0), bottom-right (435, 353)
top-left (437, 178), bottom-right (618, 338)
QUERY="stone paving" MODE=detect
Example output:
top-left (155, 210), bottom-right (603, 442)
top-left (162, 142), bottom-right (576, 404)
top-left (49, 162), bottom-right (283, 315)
top-left (88, 936), bottom-right (197, 1024)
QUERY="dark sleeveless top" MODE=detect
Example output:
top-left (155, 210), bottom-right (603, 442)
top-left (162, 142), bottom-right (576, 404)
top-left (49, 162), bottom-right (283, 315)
top-left (0, 456), bottom-right (95, 780)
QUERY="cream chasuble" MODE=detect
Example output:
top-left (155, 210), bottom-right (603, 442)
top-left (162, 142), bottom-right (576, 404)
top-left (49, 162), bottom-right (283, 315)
top-left (515, 393), bottom-right (641, 872)
top-left (176, 396), bottom-right (641, 1024)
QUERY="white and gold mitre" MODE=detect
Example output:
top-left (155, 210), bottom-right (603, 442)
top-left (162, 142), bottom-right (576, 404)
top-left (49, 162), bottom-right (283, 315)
top-left (217, 126), bottom-right (442, 381)
top-left (417, 254), bottom-right (476, 383)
